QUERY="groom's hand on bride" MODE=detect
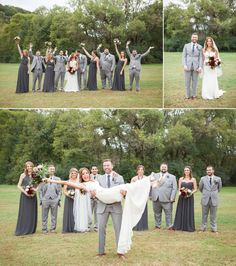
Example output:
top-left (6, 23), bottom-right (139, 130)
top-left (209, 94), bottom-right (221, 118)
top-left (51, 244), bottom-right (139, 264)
top-left (90, 190), bottom-right (96, 198)
top-left (197, 67), bottom-right (202, 73)
top-left (120, 190), bottom-right (127, 197)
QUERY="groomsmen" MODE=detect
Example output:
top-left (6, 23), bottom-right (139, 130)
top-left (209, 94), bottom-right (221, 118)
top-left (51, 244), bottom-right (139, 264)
top-left (89, 165), bottom-right (100, 231)
top-left (91, 159), bottom-right (125, 259)
top-left (29, 43), bottom-right (45, 92)
top-left (53, 47), bottom-right (68, 91)
top-left (199, 166), bottom-right (222, 233)
top-left (126, 41), bottom-right (154, 92)
top-left (39, 164), bottom-right (62, 233)
top-left (97, 44), bottom-right (116, 89)
top-left (150, 163), bottom-right (177, 230)
top-left (76, 50), bottom-right (87, 90)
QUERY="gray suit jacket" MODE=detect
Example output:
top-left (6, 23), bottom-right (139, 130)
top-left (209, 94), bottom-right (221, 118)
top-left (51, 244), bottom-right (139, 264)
top-left (199, 175), bottom-right (222, 206)
top-left (97, 48), bottom-right (116, 72)
top-left (150, 172), bottom-right (177, 202)
top-left (53, 54), bottom-right (68, 72)
top-left (182, 42), bottom-right (203, 71)
top-left (126, 47), bottom-right (150, 71)
top-left (39, 176), bottom-right (62, 202)
top-left (77, 54), bottom-right (87, 72)
top-left (29, 49), bottom-right (45, 72)
top-left (96, 173), bottom-right (124, 214)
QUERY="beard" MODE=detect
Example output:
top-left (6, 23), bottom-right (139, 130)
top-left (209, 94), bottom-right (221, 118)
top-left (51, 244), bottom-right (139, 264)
top-left (161, 170), bottom-right (167, 173)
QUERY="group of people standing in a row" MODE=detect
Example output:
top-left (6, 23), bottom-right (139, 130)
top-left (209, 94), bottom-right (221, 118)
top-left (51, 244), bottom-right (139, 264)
top-left (15, 161), bottom-right (222, 258)
top-left (15, 39), bottom-right (154, 94)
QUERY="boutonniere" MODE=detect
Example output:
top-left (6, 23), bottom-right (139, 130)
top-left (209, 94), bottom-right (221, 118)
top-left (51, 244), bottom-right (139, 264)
top-left (166, 175), bottom-right (169, 179)
top-left (214, 180), bottom-right (219, 185)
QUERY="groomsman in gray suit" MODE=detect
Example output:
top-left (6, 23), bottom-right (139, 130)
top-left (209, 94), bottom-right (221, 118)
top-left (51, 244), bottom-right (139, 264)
top-left (91, 159), bottom-right (125, 259)
top-left (97, 44), bottom-right (116, 89)
top-left (29, 43), bottom-right (45, 92)
top-left (199, 166), bottom-right (222, 233)
top-left (126, 41), bottom-right (154, 92)
top-left (150, 163), bottom-right (177, 229)
top-left (182, 32), bottom-right (203, 99)
top-left (39, 164), bottom-right (62, 233)
top-left (89, 165), bottom-right (101, 231)
top-left (76, 50), bottom-right (87, 90)
top-left (53, 47), bottom-right (68, 91)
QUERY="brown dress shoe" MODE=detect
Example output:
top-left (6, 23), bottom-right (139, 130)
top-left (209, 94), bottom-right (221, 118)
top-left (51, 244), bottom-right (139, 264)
top-left (96, 253), bottom-right (106, 257)
top-left (117, 253), bottom-right (127, 260)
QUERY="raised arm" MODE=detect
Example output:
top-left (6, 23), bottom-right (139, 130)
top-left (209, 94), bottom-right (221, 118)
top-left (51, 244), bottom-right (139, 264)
top-left (120, 58), bottom-right (127, 75)
top-left (46, 178), bottom-right (86, 190)
top-left (141, 46), bottom-right (154, 58)
top-left (96, 44), bottom-right (102, 57)
top-left (126, 41), bottom-right (131, 57)
top-left (114, 43), bottom-right (121, 60)
top-left (83, 55), bottom-right (87, 72)
top-left (95, 57), bottom-right (100, 71)
top-left (29, 43), bottom-right (33, 59)
top-left (82, 47), bottom-right (93, 59)
top-left (17, 44), bottom-right (23, 58)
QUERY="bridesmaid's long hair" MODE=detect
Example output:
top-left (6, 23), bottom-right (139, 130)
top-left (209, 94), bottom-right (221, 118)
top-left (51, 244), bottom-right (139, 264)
top-left (204, 37), bottom-right (218, 52)
top-left (78, 167), bottom-right (91, 183)
top-left (120, 51), bottom-right (126, 59)
top-left (183, 166), bottom-right (193, 179)
top-left (69, 53), bottom-right (76, 61)
top-left (24, 161), bottom-right (34, 176)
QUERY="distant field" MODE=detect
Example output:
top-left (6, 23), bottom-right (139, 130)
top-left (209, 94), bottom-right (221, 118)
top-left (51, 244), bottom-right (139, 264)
top-left (0, 64), bottom-right (162, 108)
top-left (164, 52), bottom-right (236, 108)
top-left (0, 185), bottom-right (235, 265)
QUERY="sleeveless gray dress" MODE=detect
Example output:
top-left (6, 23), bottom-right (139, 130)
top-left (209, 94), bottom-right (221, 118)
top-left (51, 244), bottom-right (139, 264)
top-left (16, 56), bottom-right (29, 93)
top-left (87, 60), bottom-right (97, 90)
top-left (112, 60), bottom-right (125, 91)
top-left (43, 60), bottom-right (55, 92)
top-left (173, 181), bottom-right (195, 232)
top-left (62, 185), bottom-right (75, 233)
top-left (15, 175), bottom-right (37, 236)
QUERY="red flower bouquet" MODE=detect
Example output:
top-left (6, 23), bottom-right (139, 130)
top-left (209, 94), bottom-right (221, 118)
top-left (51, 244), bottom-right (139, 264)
top-left (180, 187), bottom-right (192, 198)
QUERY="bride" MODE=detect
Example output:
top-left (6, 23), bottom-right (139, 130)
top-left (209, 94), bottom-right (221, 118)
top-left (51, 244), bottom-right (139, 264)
top-left (64, 53), bottom-right (79, 92)
top-left (201, 37), bottom-right (225, 100)
top-left (46, 169), bottom-right (157, 254)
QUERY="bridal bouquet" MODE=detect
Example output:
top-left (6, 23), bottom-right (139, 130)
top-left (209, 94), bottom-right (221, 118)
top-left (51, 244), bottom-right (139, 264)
top-left (206, 56), bottom-right (221, 69)
top-left (80, 42), bottom-right (85, 47)
top-left (180, 187), bottom-right (192, 198)
top-left (24, 185), bottom-right (35, 195)
top-left (45, 41), bottom-right (52, 47)
top-left (14, 36), bottom-right (21, 44)
top-left (68, 189), bottom-right (75, 198)
top-left (68, 67), bottom-right (76, 74)
top-left (114, 38), bottom-right (121, 45)
top-left (32, 164), bottom-right (48, 186)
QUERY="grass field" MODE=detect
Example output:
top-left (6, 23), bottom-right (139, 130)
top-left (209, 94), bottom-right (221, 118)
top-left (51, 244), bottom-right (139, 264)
top-left (0, 64), bottom-right (162, 108)
top-left (164, 52), bottom-right (236, 108)
top-left (0, 185), bottom-right (236, 266)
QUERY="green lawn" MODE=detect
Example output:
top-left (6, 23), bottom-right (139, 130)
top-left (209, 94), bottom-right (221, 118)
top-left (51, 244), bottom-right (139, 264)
top-left (0, 64), bottom-right (162, 108)
top-left (0, 185), bottom-right (235, 265)
top-left (164, 52), bottom-right (236, 108)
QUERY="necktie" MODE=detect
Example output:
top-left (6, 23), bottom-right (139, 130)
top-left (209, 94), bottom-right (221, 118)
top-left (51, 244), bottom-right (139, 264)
top-left (192, 44), bottom-right (195, 53)
top-left (209, 177), bottom-right (212, 185)
top-left (107, 174), bottom-right (111, 188)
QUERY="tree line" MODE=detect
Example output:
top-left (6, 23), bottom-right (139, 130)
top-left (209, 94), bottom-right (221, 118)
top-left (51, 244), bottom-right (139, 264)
top-left (164, 0), bottom-right (236, 51)
top-left (0, 109), bottom-right (235, 185)
top-left (0, 0), bottom-right (162, 63)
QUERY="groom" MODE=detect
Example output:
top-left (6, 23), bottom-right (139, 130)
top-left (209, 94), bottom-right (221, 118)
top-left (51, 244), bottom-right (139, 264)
top-left (199, 166), bottom-right (222, 233)
top-left (182, 32), bottom-right (203, 99)
top-left (93, 159), bottom-right (126, 259)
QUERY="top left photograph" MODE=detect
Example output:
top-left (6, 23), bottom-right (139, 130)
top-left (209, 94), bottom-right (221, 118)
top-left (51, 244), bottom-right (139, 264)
top-left (0, 0), bottom-right (163, 108)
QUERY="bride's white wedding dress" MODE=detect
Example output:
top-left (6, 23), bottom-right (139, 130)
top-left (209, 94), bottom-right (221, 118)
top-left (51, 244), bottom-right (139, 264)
top-left (84, 176), bottom-right (151, 254)
top-left (64, 60), bottom-right (79, 92)
top-left (202, 50), bottom-right (225, 99)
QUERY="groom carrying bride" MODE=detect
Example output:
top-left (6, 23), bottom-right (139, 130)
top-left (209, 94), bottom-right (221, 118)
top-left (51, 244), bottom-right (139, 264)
top-left (182, 33), bottom-right (203, 100)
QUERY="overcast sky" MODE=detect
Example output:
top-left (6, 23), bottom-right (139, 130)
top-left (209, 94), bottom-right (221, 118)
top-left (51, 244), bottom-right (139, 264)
top-left (0, 0), bottom-right (69, 11)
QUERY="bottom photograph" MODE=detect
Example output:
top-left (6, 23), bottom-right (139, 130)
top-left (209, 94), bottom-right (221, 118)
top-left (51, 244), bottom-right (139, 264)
top-left (0, 108), bottom-right (235, 265)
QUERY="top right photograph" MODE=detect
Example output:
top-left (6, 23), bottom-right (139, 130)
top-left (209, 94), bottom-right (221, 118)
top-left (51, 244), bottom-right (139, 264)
top-left (164, 0), bottom-right (236, 108)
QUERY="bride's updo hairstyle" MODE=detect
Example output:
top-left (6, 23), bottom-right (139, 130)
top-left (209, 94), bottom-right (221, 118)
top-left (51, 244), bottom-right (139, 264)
top-left (69, 53), bottom-right (76, 61)
top-left (79, 167), bottom-right (91, 183)
top-left (204, 37), bottom-right (218, 52)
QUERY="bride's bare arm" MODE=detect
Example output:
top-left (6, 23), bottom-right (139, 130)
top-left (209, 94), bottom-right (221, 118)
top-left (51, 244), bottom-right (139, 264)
top-left (45, 178), bottom-right (86, 190)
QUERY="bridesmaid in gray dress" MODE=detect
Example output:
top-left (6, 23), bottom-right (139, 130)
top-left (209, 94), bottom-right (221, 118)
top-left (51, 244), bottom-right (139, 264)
top-left (131, 165), bottom-right (148, 231)
top-left (173, 166), bottom-right (197, 232)
top-left (112, 41), bottom-right (127, 91)
top-left (62, 168), bottom-right (79, 233)
top-left (15, 161), bottom-right (38, 236)
top-left (43, 50), bottom-right (55, 92)
top-left (15, 42), bottom-right (30, 93)
top-left (82, 46), bottom-right (100, 90)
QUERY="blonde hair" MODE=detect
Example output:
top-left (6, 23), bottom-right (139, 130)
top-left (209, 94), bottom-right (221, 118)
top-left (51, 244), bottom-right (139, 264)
top-left (24, 161), bottom-right (34, 176)
top-left (69, 168), bottom-right (78, 179)
top-left (204, 37), bottom-right (218, 52)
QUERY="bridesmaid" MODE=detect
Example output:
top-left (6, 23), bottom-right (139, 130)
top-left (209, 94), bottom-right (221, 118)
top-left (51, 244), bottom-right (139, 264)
top-left (43, 48), bottom-right (55, 92)
top-left (82, 46), bottom-right (100, 90)
top-left (15, 39), bottom-right (30, 93)
top-left (112, 41), bottom-right (127, 91)
top-left (62, 168), bottom-right (78, 233)
top-left (15, 161), bottom-right (38, 236)
top-left (131, 165), bottom-right (148, 231)
top-left (173, 166), bottom-right (197, 232)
